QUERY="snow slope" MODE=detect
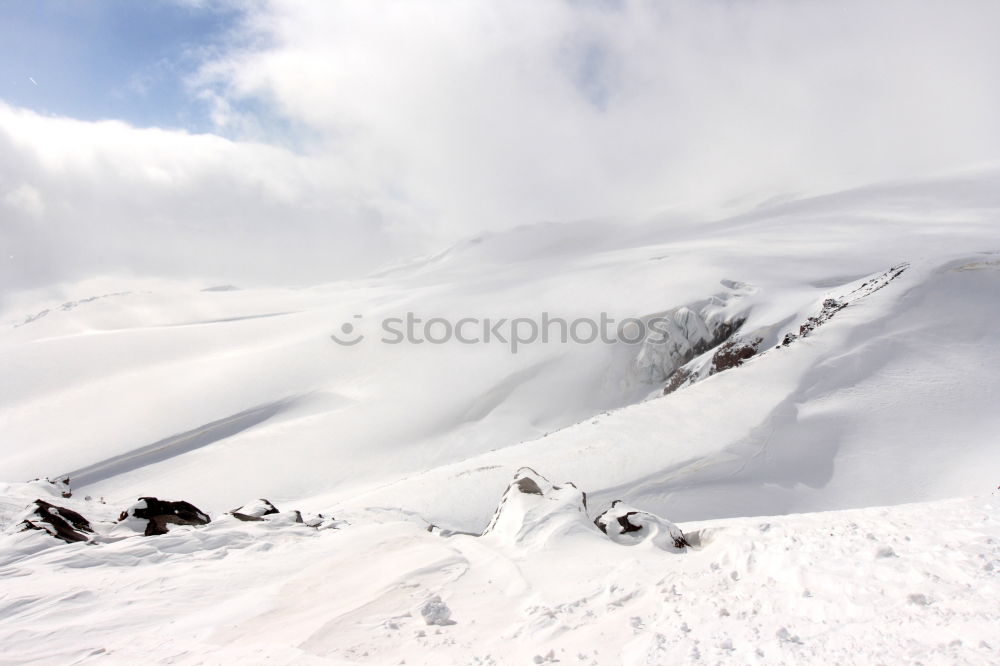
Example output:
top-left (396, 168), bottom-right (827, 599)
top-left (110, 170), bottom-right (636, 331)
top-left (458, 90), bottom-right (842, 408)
top-left (347, 253), bottom-right (1000, 532)
top-left (2, 167), bottom-right (999, 520)
top-left (0, 477), bottom-right (997, 665)
top-left (1, 166), bottom-right (1000, 664)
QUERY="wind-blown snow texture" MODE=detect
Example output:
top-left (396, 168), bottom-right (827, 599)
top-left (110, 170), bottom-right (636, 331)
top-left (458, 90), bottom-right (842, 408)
top-left (1, 167), bottom-right (1000, 663)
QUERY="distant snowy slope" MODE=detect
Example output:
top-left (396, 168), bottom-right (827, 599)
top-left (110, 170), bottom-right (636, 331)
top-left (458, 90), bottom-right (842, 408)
top-left (344, 254), bottom-right (1000, 531)
top-left (1, 167), bottom-right (999, 519)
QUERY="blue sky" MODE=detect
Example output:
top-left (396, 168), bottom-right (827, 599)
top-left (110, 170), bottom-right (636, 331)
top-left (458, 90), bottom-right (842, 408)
top-left (0, 0), bottom-right (239, 131)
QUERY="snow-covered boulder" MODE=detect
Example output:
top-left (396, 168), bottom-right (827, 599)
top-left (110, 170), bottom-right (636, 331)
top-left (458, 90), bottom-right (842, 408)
top-left (28, 476), bottom-right (73, 499)
top-left (227, 499), bottom-right (312, 526)
top-left (261, 510), bottom-right (304, 526)
top-left (228, 498), bottom-right (280, 521)
top-left (594, 501), bottom-right (690, 551)
top-left (117, 497), bottom-right (211, 536)
top-left (303, 513), bottom-right (343, 530)
top-left (481, 467), bottom-right (593, 547)
top-left (223, 500), bottom-right (341, 530)
top-left (14, 499), bottom-right (94, 543)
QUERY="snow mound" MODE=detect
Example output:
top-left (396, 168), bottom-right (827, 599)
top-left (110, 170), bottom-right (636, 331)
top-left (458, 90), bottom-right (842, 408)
top-left (117, 497), bottom-right (211, 536)
top-left (303, 513), bottom-right (342, 530)
top-left (420, 595), bottom-right (456, 626)
top-left (594, 500), bottom-right (690, 551)
top-left (258, 509), bottom-right (304, 526)
top-left (43, 476), bottom-right (72, 499)
top-left (481, 467), bottom-right (593, 548)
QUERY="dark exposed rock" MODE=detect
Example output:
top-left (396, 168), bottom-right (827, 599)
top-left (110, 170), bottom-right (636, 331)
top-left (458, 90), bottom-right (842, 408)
top-left (711, 337), bottom-right (762, 373)
top-left (662, 367), bottom-right (694, 396)
top-left (798, 298), bottom-right (847, 338)
top-left (795, 264), bottom-right (907, 341)
top-left (615, 511), bottom-right (644, 534)
top-left (18, 499), bottom-right (93, 543)
top-left (513, 477), bottom-right (544, 496)
top-left (118, 497), bottom-right (211, 536)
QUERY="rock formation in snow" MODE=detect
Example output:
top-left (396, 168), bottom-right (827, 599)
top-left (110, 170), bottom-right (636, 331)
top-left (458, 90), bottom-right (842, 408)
top-left (631, 296), bottom-right (749, 386)
top-left (481, 467), bottom-right (593, 547)
top-left (710, 337), bottom-right (763, 373)
top-left (16, 499), bottom-right (94, 543)
top-left (228, 498), bottom-right (280, 521)
top-left (663, 263), bottom-right (910, 395)
top-left (118, 497), bottom-right (211, 536)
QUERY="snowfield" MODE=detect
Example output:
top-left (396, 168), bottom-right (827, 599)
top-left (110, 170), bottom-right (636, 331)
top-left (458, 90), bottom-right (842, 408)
top-left (1, 477), bottom-right (997, 665)
top-left (2, 167), bottom-right (1000, 664)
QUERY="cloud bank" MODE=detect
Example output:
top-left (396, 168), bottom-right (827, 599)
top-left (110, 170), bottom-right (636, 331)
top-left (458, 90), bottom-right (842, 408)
top-left (3, 0), bottom-right (1000, 293)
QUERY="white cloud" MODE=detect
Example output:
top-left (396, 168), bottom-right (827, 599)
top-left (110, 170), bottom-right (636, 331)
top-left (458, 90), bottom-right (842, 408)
top-left (194, 0), bottom-right (1000, 230)
top-left (3, 0), bottom-right (1000, 292)
top-left (0, 103), bottom-right (416, 293)
top-left (2, 184), bottom-right (44, 219)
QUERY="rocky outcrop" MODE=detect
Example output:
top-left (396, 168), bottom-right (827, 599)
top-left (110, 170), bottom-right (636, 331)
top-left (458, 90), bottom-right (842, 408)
top-left (664, 263), bottom-right (910, 395)
top-left (594, 500), bottom-right (690, 551)
top-left (661, 367), bottom-right (694, 395)
top-left (477, 469), bottom-right (692, 553)
top-left (632, 305), bottom-right (748, 385)
top-left (2, 480), bottom-right (344, 548)
top-left (711, 337), bottom-right (762, 373)
top-left (17, 499), bottom-right (94, 543)
top-left (118, 497), bottom-right (211, 536)
top-left (615, 284), bottom-right (754, 394)
top-left (784, 265), bottom-right (907, 346)
top-left (26, 477), bottom-right (72, 498)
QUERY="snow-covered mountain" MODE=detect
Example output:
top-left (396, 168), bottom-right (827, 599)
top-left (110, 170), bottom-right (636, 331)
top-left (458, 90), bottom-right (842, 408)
top-left (2, 166), bottom-right (999, 664)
